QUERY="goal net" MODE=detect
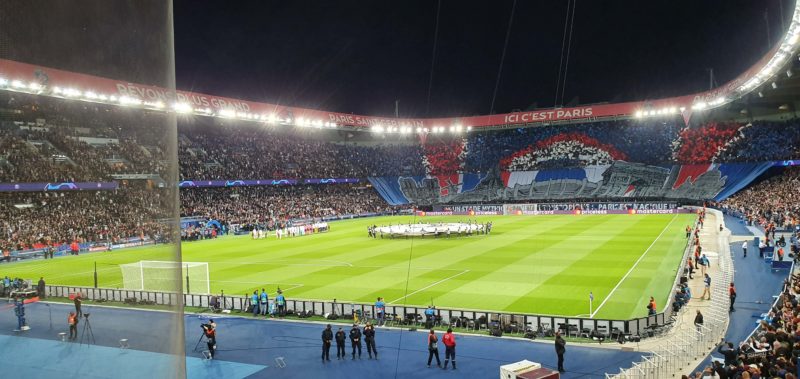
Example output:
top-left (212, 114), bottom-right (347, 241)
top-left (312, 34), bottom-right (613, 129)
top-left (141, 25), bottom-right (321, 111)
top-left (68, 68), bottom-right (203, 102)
top-left (120, 261), bottom-right (210, 294)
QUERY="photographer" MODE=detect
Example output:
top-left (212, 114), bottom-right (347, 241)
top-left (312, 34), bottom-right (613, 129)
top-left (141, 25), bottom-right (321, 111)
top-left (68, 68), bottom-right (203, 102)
top-left (202, 319), bottom-right (217, 360)
top-left (68, 312), bottom-right (79, 341)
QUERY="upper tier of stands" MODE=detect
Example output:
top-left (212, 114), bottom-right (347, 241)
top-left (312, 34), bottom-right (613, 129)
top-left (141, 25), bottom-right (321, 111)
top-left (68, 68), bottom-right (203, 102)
top-left (3, 92), bottom-right (800, 182)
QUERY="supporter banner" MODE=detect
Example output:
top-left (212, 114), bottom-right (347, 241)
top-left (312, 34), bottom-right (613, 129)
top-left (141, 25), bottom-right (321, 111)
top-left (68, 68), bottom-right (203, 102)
top-left (434, 204), bottom-right (504, 213)
top-left (536, 202), bottom-right (679, 211)
top-left (504, 202), bottom-right (678, 213)
top-left (417, 211), bottom-right (503, 216)
top-left (0, 181), bottom-right (118, 192)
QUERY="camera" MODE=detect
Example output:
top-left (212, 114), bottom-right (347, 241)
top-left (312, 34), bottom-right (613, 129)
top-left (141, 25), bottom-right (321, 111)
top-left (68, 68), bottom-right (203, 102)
top-left (84, 313), bottom-right (90, 318)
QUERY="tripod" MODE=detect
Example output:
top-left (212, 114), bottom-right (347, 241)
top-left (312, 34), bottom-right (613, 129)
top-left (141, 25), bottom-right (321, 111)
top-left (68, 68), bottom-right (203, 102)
top-left (193, 331), bottom-right (207, 352)
top-left (80, 315), bottom-right (95, 345)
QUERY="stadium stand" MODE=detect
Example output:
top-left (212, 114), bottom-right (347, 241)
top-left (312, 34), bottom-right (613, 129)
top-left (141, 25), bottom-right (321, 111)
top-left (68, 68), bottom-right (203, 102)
top-left (0, 190), bottom-right (170, 252)
top-left (178, 122), bottom-right (425, 180)
top-left (719, 167), bottom-right (800, 229)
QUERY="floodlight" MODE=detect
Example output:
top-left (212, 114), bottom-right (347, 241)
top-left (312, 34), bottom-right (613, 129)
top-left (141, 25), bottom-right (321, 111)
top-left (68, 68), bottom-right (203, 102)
top-left (173, 102), bottom-right (192, 113)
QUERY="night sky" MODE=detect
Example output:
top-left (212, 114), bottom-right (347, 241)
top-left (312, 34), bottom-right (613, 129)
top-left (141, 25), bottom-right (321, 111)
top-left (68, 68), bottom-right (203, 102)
top-left (176, 1), bottom-right (790, 117)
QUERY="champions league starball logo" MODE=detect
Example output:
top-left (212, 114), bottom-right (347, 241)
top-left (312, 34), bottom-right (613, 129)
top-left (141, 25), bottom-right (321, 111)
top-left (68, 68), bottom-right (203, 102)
top-left (45, 182), bottom-right (78, 191)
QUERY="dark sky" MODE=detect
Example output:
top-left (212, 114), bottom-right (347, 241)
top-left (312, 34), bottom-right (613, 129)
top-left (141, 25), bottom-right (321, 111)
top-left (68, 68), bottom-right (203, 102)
top-left (172, 1), bottom-right (790, 118)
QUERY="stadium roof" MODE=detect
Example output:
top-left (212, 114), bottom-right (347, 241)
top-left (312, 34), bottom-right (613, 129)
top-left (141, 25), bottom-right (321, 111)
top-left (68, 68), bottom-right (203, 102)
top-left (1, 2), bottom-right (800, 131)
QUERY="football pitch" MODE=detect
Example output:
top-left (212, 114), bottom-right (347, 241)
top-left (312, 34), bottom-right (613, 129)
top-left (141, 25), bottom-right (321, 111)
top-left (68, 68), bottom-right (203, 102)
top-left (3, 213), bottom-right (694, 320)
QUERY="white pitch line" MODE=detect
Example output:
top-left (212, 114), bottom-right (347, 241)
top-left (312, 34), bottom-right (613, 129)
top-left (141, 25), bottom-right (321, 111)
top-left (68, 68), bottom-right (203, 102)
top-left (387, 270), bottom-right (471, 305)
top-left (590, 214), bottom-right (679, 318)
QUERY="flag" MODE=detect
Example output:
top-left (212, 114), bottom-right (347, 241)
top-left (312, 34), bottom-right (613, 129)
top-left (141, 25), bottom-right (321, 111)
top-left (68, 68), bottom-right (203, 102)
top-left (589, 292), bottom-right (594, 302)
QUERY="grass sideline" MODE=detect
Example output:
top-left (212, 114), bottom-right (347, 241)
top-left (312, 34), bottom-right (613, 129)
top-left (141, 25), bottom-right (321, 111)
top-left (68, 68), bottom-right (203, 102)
top-left (1, 214), bottom-right (693, 319)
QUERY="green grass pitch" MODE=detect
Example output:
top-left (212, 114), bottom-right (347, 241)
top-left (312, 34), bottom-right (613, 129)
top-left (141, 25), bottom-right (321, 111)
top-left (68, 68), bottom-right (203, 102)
top-left (2, 213), bottom-right (694, 320)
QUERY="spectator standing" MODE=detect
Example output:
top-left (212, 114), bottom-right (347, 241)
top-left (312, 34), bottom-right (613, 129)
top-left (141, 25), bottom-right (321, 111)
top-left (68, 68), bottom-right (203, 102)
top-left (427, 329), bottom-right (441, 367)
top-left (742, 241), bottom-right (748, 258)
top-left (443, 328), bottom-right (457, 370)
top-left (702, 274), bottom-right (712, 300)
top-left (321, 324), bottom-right (333, 363)
top-left (698, 254), bottom-right (709, 276)
top-left (694, 310), bottom-right (704, 333)
top-left (717, 341), bottom-right (738, 366)
top-left (729, 282), bottom-right (737, 312)
top-left (555, 331), bottom-right (566, 372)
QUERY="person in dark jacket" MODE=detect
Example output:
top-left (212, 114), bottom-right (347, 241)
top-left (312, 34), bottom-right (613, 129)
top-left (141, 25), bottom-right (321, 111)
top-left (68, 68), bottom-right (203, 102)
top-left (349, 324), bottom-right (362, 359)
top-left (37, 277), bottom-right (45, 299)
top-left (717, 340), bottom-right (739, 366)
top-left (555, 331), bottom-right (566, 372)
top-left (363, 322), bottom-right (378, 359)
top-left (335, 327), bottom-right (347, 360)
top-left (321, 324), bottom-right (333, 362)
top-left (427, 329), bottom-right (441, 367)
top-left (694, 310), bottom-right (704, 333)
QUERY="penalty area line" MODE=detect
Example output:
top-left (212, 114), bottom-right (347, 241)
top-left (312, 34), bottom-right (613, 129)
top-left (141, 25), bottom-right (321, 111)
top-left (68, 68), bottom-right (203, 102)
top-left (589, 213), bottom-right (679, 319)
top-left (387, 269), bottom-right (471, 305)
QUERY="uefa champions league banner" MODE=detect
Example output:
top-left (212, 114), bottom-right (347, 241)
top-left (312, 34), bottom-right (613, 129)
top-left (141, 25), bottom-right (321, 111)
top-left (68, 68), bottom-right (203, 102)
top-left (0, 181), bottom-right (118, 192)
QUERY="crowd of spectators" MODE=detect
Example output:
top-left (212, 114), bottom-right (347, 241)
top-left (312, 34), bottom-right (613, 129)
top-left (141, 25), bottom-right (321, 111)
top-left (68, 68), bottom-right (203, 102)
top-left (719, 167), bottom-right (800, 229)
top-left (421, 138), bottom-right (465, 176)
top-left (177, 123), bottom-right (425, 180)
top-left (0, 189), bottom-right (171, 253)
top-left (687, 270), bottom-right (800, 379)
top-left (464, 119), bottom-right (681, 171)
top-left (716, 119), bottom-right (800, 163)
top-left (180, 184), bottom-right (395, 228)
top-left (499, 132), bottom-right (627, 171)
top-left (5, 87), bottom-right (800, 183)
top-left (672, 122), bottom-right (742, 164)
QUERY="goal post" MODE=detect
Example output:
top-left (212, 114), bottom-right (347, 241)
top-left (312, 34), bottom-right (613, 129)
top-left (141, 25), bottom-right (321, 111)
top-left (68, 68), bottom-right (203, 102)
top-left (120, 261), bottom-right (210, 294)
